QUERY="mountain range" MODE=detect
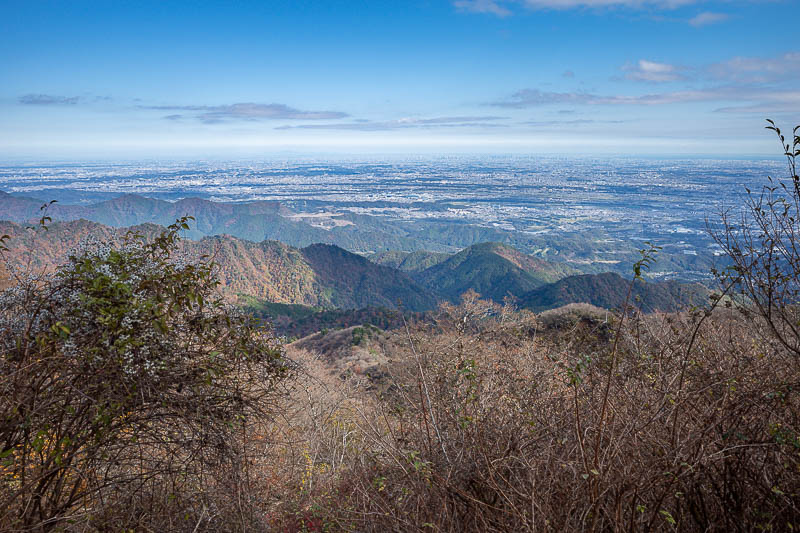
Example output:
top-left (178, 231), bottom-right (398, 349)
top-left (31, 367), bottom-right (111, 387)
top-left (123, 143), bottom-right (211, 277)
top-left (0, 219), bottom-right (436, 311)
top-left (409, 242), bottom-right (580, 303)
top-left (0, 190), bottom-right (717, 279)
top-left (0, 217), bottom-right (710, 326)
top-left (519, 272), bottom-right (709, 313)
top-left (0, 190), bottom-right (453, 252)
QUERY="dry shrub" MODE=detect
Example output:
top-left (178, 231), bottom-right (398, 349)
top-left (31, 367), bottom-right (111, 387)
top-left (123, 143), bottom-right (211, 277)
top-left (254, 347), bottom-right (374, 532)
top-left (537, 302), bottom-right (610, 330)
top-left (3, 122), bottom-right (799, 532)
top-left (276, 290), bottom-right (799, 532)
top-left (0, 220), bottom-right (289, 532)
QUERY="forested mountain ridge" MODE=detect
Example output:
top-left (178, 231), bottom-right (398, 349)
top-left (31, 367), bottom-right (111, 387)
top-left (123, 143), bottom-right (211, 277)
top-left (0, 191), bottom-right (450, 252)
top-left (413, 242), bottom-right (580, 303)
top-left (0, 220), bottom-right (437, 311)
top-left (519, 271), bottom-right (709, 313)
top-left (368, 250), bottom-right (451, 272)
top-left (0, 218), bottom-right (707, 317)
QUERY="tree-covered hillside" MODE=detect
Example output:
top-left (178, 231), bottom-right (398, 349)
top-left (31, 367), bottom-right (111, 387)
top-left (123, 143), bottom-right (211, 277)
top-left (519, 271), bottom-right (709, 313)
top-left (0, 220), bottom-right (437, 311)
top-left (415, 242), bottom-right (578, 303)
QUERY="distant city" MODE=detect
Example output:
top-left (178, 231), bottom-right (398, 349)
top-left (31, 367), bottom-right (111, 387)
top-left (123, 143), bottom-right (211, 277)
top-left (0, 158), bottom-right (782, 276)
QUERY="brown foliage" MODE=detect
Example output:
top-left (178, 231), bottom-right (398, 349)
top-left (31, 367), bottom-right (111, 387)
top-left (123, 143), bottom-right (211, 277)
top-left (0, 220), bottom-right (288, 531)
top-left (276, 294), bottom-right (799, 532)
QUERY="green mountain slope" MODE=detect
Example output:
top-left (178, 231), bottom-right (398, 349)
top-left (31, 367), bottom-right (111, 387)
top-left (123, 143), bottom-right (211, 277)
top-left (0, 218), bottom-right (708, 320)
top-left (415, 242), bottom-right (578, 303)
top-left (369, 250), bottom-right (451, 272)
top-left (300, 244), bottom-right (437, 311)
top-left (519, 272), bottom-right (709, 313)
top-left (240, 299), bottom-right (426, 339)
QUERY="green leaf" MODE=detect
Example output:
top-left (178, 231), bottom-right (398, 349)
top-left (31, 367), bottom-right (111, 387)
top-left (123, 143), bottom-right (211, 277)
top-left (660, 510), bottom-right (676, 526)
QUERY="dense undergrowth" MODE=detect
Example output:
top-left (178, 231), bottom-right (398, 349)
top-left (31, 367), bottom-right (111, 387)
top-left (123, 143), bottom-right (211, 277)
top-left (1, 123), bottom-right (799, 531)
top-left (275, 295), bottom-right (799, 532)
top-left (0, 219), bottom-right (288, 531)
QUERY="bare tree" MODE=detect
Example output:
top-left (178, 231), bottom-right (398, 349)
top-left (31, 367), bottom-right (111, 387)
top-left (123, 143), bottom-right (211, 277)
top-left (711, 120), bottom-right (800, 358)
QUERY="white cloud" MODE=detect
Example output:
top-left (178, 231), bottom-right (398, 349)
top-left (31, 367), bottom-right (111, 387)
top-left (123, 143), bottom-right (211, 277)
top-left (688, 11), bottom-right (729, 26)
top-left (624, 59), bottom-right (686, 82)
top-left (453, 0), bottom-right (703, 15)
top-left (19, 94), bottom-right (81, 105)
top-left (453, 0), bottom-right (512, 16)
top-left (523, 118), bottom-right (626, 126)
top-left (714, 90), bottom-right (800, 113)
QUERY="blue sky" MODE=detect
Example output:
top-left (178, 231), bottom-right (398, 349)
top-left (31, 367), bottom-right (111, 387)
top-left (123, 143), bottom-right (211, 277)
top-left (1, 0), bottom-right (797, 157)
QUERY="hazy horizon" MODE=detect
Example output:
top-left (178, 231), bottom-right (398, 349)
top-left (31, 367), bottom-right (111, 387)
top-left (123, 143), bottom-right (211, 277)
top-left (2, 0), bottom-right (798, 158)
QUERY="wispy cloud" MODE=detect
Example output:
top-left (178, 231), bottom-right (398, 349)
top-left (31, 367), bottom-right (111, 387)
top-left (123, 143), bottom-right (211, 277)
top-left (522, 118), bottom-right (626, 126)
top-left (714, 91), bottom-right (800, 114)
top-left (623, 59), bottom-right (687, 83)
top-left (688, 11), bottom-right (729, 26)
top-left (493, 89), bottom-right (599, 107)
top-left (521, 0), bottom-right (699, 7)
top-left (18, 94), bottom-right (81, 105)
top-left (453, 0), bottom-right (512, 16)
top-left (494, 49), bottom-right (800, 113)
top-left (492, 86), bottom-right (800, 109)
top-left (454, 0), bottom-right (704, 14)
top-left (143, 102), bottom-right (348, 123)
top-left (276, 116), bottom-right (508, 131)
top-left (706, 52), bottom-right (800, 83)
top-left (615, 50), bottom-right (800, 85)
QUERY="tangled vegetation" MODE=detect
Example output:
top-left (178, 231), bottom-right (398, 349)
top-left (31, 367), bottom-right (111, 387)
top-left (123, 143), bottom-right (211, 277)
top-left (0, 219), bottom-right (287, 531)
top-left (275, 294), bottom-right (798, 531)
